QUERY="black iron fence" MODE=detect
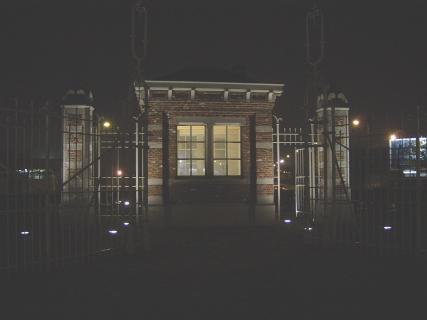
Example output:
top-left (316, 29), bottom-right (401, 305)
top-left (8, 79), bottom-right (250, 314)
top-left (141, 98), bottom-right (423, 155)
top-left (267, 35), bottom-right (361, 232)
top-left (0, 100), bottom-right (144, 273)
top-left (303, 133), bottom-right (427, 255)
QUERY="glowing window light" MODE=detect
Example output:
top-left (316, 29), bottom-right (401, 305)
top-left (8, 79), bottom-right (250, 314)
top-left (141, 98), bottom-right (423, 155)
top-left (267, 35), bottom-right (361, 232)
top-left (108, 230), bottom-right (118, 235)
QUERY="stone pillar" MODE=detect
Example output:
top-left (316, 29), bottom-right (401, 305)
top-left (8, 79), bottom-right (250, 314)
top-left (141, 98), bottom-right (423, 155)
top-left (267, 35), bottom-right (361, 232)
top-left (61, 90), bottom-right (94, 205)
top-left (315, 92), bottom-right (352, 231)
top-left (316, 92), bottom-right (350, 201)
top-left (254, 114), bottom-right (275, 223)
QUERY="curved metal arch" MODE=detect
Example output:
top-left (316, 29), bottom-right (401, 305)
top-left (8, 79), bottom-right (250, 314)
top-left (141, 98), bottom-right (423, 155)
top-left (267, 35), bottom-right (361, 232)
top-left (305, 5), bottom-right (325, 67)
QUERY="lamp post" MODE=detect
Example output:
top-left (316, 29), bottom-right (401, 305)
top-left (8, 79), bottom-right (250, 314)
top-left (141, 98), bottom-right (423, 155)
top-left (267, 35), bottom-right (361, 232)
top-left (116, 169), bottom-right (122, 214)
top-left (97, 117), bottom-right (113, 215)
top-left (273, 115), bottom-right (282, 223)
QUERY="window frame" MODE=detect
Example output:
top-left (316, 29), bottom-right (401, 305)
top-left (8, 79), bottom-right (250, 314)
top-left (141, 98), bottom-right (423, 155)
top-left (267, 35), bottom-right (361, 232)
top-left (176, 120), bottom-right (243, 178)
top-left (212, 124), bottom-right (242, 177)
top-left (176, 124), bottom-right (207, 177)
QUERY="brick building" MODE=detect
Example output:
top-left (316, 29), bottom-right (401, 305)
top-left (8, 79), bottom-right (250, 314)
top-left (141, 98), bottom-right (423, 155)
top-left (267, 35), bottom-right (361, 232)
top-left (135, 73), bottom-right (283, 226)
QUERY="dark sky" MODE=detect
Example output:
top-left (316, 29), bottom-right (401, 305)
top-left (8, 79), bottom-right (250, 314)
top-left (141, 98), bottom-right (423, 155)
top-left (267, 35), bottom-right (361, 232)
top-left (2, 0), bottom-right (427, 126)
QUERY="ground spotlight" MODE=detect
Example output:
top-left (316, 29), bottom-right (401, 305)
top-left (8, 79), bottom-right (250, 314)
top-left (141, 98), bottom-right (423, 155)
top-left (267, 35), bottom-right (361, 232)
top-left (283, 219), bottom-right (292, 224)
top-left (123, 222), bottom-right (130, 227)
top-left (108, 230), bottom-right (118, 235)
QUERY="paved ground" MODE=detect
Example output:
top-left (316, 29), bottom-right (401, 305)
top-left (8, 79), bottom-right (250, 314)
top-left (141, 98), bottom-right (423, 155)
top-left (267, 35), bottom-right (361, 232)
top-left (3, 226), bottom-right (427, 319)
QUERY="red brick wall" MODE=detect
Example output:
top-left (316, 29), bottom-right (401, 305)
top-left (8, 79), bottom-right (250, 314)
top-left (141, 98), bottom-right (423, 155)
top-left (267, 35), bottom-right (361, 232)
top-left (146, 92), bottom-right (275, 204)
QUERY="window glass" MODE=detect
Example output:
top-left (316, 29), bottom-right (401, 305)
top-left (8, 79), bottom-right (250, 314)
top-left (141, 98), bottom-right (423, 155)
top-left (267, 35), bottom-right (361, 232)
top-left (177, 125), bottom-right (206, 176)
top-left (227, 143), bottom-right (240, 158)
top-left (177, 142), bottom-right (191, 158)
top-left (213, 159), bottom-right (226, 176)
top-left (177, 126), bottom-right (191, 141)
top-left (192, 160), bottom-right (205, 176)
top-left (214, 142), bottom-right (226, 158)
top-left (177, 123), bottom-right (241, 177)
top-left (213, 126), bottom-right (226, 142)
top-left (191, 126), bottom-right (205, 142)
top-left (213, 125), bottom-right (241, 176)
top-left (177, 160), bottom-right (191, 176)
top-left (192, 143), bottom-right (205, 158)
top-left (227, 125), bottom-right (240, 142)
top-left (227, 160), bottom-right (241, 176)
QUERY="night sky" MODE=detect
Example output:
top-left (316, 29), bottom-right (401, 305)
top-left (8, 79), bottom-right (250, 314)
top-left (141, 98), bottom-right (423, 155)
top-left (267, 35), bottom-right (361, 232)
top-left (2, 0), bottom-right (427, 128)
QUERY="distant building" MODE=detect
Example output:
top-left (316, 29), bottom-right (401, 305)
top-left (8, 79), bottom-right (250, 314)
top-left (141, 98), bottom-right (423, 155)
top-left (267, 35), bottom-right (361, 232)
top-left (389, 137), bottom-right (427, 177)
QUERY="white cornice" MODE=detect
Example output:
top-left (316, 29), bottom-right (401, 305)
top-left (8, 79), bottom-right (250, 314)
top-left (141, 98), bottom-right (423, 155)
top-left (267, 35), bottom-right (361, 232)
top-left (135, 80), bottom-right (285, 95)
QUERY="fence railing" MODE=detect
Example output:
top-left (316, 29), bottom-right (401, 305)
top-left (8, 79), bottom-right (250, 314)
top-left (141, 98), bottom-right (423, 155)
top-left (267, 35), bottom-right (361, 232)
top-left (0, 100), bottom-right (145, 273)
top-left (301, 137), bottom-right (427, 255)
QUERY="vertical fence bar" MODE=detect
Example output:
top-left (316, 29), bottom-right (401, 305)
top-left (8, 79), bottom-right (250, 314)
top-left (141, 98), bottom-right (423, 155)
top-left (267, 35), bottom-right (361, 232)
top-left (135, 120), bottom-right (140, 225)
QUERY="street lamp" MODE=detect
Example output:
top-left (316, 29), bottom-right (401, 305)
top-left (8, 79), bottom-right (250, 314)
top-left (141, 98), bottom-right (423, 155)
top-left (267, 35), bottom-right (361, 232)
top-left (352, 119), bottom-right (360, 127)
top-left (390, 134), bottom-right (397, 141)
top-left (97, 117), bottom-right (113, 216)
top-left (115, 168), bottom-right (123, 215)
top-left (273, 115), bottom-right (282, 223)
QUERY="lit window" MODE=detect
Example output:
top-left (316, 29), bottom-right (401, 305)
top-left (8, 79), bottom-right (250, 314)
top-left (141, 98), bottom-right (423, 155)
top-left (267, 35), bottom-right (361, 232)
top-left (177, 125), bottom-right (206, 176)
top-left (213, 125), bottom-right (241, 176)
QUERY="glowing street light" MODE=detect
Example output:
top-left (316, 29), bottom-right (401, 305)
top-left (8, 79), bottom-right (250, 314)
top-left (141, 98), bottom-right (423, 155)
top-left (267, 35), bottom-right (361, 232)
top-left (280, 159), bottom-right (285, 164)
top-left (390, 134), bottom-right (397, 141)
top-left (103, 121), bottom-right (111, 129)
top-left (352, 119), bottom-right (360, 127)
top-left (117, 169), bottom-right (123, 176)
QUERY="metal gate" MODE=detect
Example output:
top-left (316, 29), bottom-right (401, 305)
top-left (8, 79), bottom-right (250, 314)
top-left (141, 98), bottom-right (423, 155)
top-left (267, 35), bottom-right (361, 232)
top-left (273, 106), bottom-right (427, 254)
top-left (0, 98), bottom-right (146, 273)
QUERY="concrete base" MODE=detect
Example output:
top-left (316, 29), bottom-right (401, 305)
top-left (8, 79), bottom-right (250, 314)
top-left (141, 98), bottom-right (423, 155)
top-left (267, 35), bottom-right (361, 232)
top-left (145, 203), bottom-right (276, 227)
